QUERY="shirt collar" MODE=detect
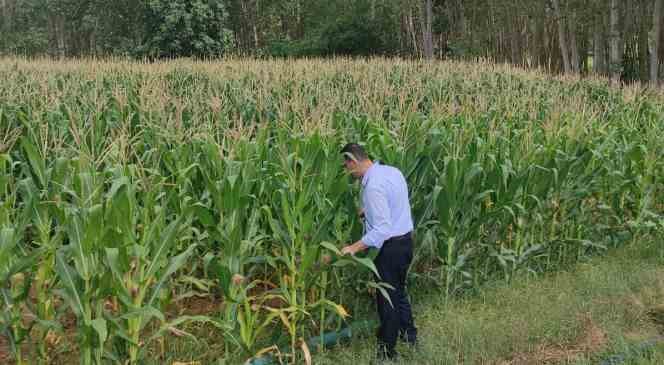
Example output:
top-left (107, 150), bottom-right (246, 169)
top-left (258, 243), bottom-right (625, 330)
top-left (361, 161), bottom-right (379, 187)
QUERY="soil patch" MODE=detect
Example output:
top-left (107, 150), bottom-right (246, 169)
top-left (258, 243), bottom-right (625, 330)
top-left (169, 295), bottom-right (224, 317)
top-left (0, 335), bottom-right (11, 364)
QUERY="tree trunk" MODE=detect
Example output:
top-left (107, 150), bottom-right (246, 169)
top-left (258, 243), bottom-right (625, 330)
top-left (552, 0), bottom-right (572, 74)
top-left (408, 6), bottom-right (419, 56)
top-left (90, 18), bottom-right (97, 56)
top-left (610, 0), bottom-right (623, 82)
top-left (549, 13), bottom-right (563, 73)
top-left (253, 0), bottom-right (259, 49)
top-left (650, 0), bottom-right (663, 84)
top-left (469, 0), bottom-right (478, 59)
top-left (593, 18), bottom-right (606, 75)
top-left (568, 12), bottom-right (580, 73)
top-left (457, 0), bottom-right (466, 38)
top-left (53, 13), bottom-right (66, 59)
top-left (510, 31), bottom-right (520, 66)
top-left (400, 11), bottom-right (408, 54)
top-left (370, 0), bottom-right (376, 21)
top-left (239, 0), bottom-right (260, 51)
top-left (487, 0), bottom-right (497, 61)
top-left (1, 0), bottom-right (7, 32)
top-left (533, 9), bottom-right (544, 67)
top-left (296, 0), bottom-right (303, 39)
top-left (660, 17), bottom-right (664, 64)
top-left (638, 8), bottom-right (649, 82)
top-left (421, 0), bottom-right (434, 59)
top-left (510, 8), bottom-right (521, 66)
top-left (580, 35), bottom-right (589, 74)
top-left (280, 12), bottom-right (288, 37)
top-left (1, 0), bottom-right (6, 51)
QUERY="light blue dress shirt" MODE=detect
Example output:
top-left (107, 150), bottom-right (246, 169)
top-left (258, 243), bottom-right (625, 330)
top-left (360, 162), bottom-right (414, 249)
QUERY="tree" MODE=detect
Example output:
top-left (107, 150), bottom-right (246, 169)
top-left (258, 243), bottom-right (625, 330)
top-left (421, 0), bottom-right (434, 59)
top-left (552, 0), bottom-right (572, 74)
top-left (609, 0), bottom-right (623, 81)
top-left (568, 7), bottom-right (580, 73)
top-left (141, 0), bottom-right (233, 58)
top-left (592, 1), bottom-right (608, 75)
top-left (651, 0), bottom-right (663, 84)
top-left (0, 0), bottom-right (657, 80)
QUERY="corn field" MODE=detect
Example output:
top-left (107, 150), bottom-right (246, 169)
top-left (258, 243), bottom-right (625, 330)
top-left (0, 57), bottom-right (663, 364)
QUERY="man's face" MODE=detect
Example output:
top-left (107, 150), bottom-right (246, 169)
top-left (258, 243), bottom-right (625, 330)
top-left (343, 158), bottom-right (362, 179)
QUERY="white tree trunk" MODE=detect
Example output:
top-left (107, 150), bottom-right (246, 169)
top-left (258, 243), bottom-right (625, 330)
top-left (254, 0), bottom-right (259, 49)
top-left (610, 0), bottom-right (623, 81)
top-left (53, 13), bottom-right (66, 59)
top-left (568, 13), bottom-right (580, 73)
top-left (421, 0), bottom-right (434, 59)
top-left (89, 18), bottom-right (97, 56)
top-left (1, 0), bottom-right (8, 33)
top-left (593, 23), bottom-right (606, 75)
top-left (552, 0), bottom-right (572, 74)
top-left (370, 0), bottom-right (376, 21)
top-left (650, 0), bottom-right (663, 84)
top-left (408, 7), bottom-right (418, 56)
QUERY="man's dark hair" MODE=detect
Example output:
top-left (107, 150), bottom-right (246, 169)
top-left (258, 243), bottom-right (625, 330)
top-left (341, 143), bottom-right (369, 162)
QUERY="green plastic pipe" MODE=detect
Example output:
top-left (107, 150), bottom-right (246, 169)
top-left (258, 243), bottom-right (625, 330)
top-left (246, 320), bottom-right (377, 365)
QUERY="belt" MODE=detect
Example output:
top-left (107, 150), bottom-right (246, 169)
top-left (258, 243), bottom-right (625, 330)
top-left (387, 231), bottom-right (411, 242)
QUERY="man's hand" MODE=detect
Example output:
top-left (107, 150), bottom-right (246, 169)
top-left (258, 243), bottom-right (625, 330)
top-left (341, 241), bottom-right (368, 256)
top-left (340, 245), bottom-right (356, 256)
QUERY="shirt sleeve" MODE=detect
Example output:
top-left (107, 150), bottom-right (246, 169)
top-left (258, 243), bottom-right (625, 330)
top-left (361, 187), bottom-right (392, 249)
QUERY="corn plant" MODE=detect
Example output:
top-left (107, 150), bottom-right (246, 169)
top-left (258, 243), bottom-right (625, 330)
top-left (0, 57), bottom-right (662, 363)
top-left (0, 152), bottom-right (30, 365)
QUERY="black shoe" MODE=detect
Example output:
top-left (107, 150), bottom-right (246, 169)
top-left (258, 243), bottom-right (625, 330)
top-left (376, 343), bottom-right (398, 361)
top-left (398, 329), bottom-right (418, 347)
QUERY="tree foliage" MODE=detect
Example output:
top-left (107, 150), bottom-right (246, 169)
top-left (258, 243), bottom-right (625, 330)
top-left (1, 0), bottom-right (663, 82)
top-left (141, 0), bottom-right (233, 58)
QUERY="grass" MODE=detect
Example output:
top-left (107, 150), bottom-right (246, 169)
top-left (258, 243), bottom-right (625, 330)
top-left (310, 240), bottom-right (664, 365)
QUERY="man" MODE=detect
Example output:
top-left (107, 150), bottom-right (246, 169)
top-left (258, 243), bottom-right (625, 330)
top-left (340, 143), bottom-right (418, 361)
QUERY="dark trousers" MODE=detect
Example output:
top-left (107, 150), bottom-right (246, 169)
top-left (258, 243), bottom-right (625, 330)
top-left (374, 233), bottom-right (417, 358)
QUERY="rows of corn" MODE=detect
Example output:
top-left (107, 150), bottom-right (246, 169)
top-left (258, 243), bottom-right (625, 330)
top-left (1, 58), bottom-right (663, 364)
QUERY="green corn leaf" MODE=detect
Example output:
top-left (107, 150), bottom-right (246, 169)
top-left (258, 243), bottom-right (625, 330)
top-left (104, 248), bottom-right (131, 300)
top-left (66, 215), bottom-right (91, 281)
top-left (90, 318), bottom-right (108, 345)
top-left (320, 241), bottom-right (341, 255)
top-left (368, 281), bottom-right (394, 308)
top-left (192, 203), bottom-right (216, 227)
top-left (143, 217), bottom-right (182, 282)
top-left (313, 299), bottom-right (350, 319)
top-left (301, 244), bottom-right (319, 273)
top-left (147, 243), bottom-right (197, 307)
top-left (55, 251), bottom-right (86, 320)
top-left (332, 259), bottom-right (354, 268)
top-left (0, 154), bottom-right (9, 195)
top-left (210, 257), bottom-right (232, 298)
top-left (117, 306), bottom-right (165, 323)
top-left (0, 227), bottom-right (18, 264)
top-left (20, 138), bottom-right (46, 189)
top-left (106, 177), bottom-right (133, 234)
top-left (145, 315), bottom-right (219, 345)
top-left (351, 256), bottom-right (380, 278)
